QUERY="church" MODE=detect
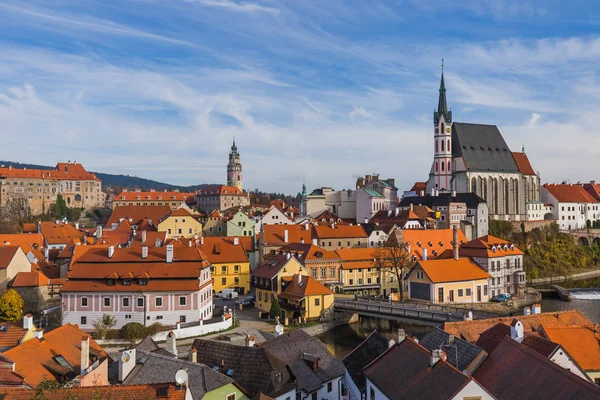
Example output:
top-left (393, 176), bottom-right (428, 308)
top-left (425, 70), bottom-right (540, 222)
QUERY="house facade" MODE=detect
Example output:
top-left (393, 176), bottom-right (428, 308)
top-left (197, 237), bottom-right (251, 295)
top-left (226, 210), bottom-right (256, 237)
top-left (157, 208), bottom-right (203, 238)
top-left (61, 244), bottom-right (214, 330)
top-left (112, 190), bottom-right (194, 210)
top-left (542, 184), bottom-right (600, 230)
top-left (313, 225), bottom-right (368, 251)
top-left (278, 274), bottom-right (335, 321)
top-left (0, 246), bottom-right (32, 291)
top-left (196, 185), bottom-right (249, 212)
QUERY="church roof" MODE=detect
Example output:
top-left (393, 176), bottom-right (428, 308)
top-left (451, 123), bottom-right (520, 173)
top-left (512, 152), bottom-right (536, 175)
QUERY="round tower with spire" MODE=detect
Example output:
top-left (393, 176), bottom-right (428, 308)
top-left (430, 59), bottom-right (453, 192)
top-left (227, 138), bottom-right (243, 191)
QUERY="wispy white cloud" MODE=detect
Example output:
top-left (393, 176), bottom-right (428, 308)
top-left (185, 0), bottom-right (279, 14)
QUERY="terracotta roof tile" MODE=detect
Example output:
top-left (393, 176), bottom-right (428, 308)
top-left (9, 271), bottom-right (49, 287)
top-left (277, 243), bottom-right (340, 262)
top-left (21, 224), bottom-right (37, 234)
top-left (278, 274), bottom-right (332, 300)
top-left (459, 235), bottom-right (524, 258)
top-left (410, 182), bottom-right (427, 192)
top-left (39, 222), bottom-right (83, 245)
top-left (417, 258), bottom-right (491, 283)
top-left (261, 225), bottom-right (313, 246)
top-left (0, 234), bottom-right (44, 254)
top-left (313, 225), bottom-right (367, 239)
top-left (0, 163), bottom-right (99, 181)
top-left (106, 206), bottom-right (171, 228)
top-left (197, 185), bottom-right (246, 196)
top-left (539, 324), bottom-right (600, 371)
top-left (0, 322), bottom-right (29, 348)
top-left (543, 184), bottom-right (598, 203)
top-left (197, 237), bottom-right (249, 263)
top-left (512, 152), bottom-right (536, 175)
top-left (583, 183), bottom-right (600, 201)
top-left (399, 229), bottom-right (467, 261)
top-left (0, 246), bottom-right (21, 269)
top-left (116, 191), bottom-right (194, 202)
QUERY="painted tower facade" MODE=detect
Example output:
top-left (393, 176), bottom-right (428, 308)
top-left (227, 138), bottom-right (243, 190)
top-left (429, 69), bottom-right (453, 192)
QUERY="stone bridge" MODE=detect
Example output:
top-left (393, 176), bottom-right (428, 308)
top-left (562, 229), bottom-right (600, 247)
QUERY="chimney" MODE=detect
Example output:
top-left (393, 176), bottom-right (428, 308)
top-left (591, 180), bottom-right (596, 185)
top-left (406, 243), bottom-right (411, 255)
top-left (284, 230), bottom-right (289, 243)
top-left (431, 187), bottom-right (435, 196)
top-left (395, 207), bottom-right (400, 217)
top-left (141, 230), bottom-right (147, 244)
top-left (510, 320), bottom-right (524, 342)
top-left (43, 247), bottom-right (49, 260)
top-left (452, 226), bottom-right (459, 261)
top-left (81, 336), bottom-right (90, 375)
top-left (388, 339), bottom-right (396, 348)
top-left (523, 306), bottom-right (531, 316)
top-left (312, 238), bottom-right (318, 246)
top-left (96, 226), bottom-right (102, 239)
top-left (118, 349), bottom-right (136, 382)
top-left (129, 218), bottom-right (133, 223)
top-left (430, 349), bottom-right (444, 367)
top-left (286, 253), bottom-right (291, 260)
top-left (422, 248), bottom-right (428, 261)
top-left (166, 331), bottom-right (177, 355)
top-left (234, 237), bottom-right (239, 245)
top-left (435, 189), bottom-right (439, 196)
top-left (142, 246), bottom-right (148, 259)
top-left (155, 238), bottom-right (162, 247)
top-left (297, 274), bottom-right (302, 284)
top-left (387, 209), bottom-right (392, 217)
top-left (75, 222), bottom-right (80, 230)
top-left (188, 348), bottom-right (197, 363)
top-left (23, 314), bottom-right (33, 330)
top-left (532, 303), bottom-right (541, 314)
top-left (166, 244), bottom-right (174, 263)
top-left (420, 190), bottom-right (425, 196)
top-left (108, 245), bottom-right (115, 258)
top-left (300, 237), bottom-right (304, 244)
top-left (245, 334), bottom-right (256, 347)
top-left (410, 203), bottom-right (413, 212)
top-left (201, 237), bottom-right (204, 245)
top-left (452, 189), bottom-right (456, 197)
top-left (397, 329), bottom-right (406, 343)
top-left (34, 328), bottom-right (43, 340)
top-left (364, 217), bottom-right (369, 224)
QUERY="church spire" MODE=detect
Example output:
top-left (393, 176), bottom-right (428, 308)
top-left (434, 59), bottom-right (452, 124)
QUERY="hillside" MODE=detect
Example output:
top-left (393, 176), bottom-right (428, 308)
top-left (0, 161), bottom-right (214, 191)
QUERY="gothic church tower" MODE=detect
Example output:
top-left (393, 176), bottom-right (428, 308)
top-left (430, 65), bottom-right (453, 192)
top-left (227, 138), bottom-right (243, 190)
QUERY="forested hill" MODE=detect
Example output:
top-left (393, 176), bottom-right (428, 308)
top-left (0, 161), bottom-right (213, 191)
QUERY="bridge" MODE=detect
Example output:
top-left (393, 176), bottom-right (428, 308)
top-left (562, 229), bottom-right (600, 247)
top-left (334, 298), bottom-right (507, 327)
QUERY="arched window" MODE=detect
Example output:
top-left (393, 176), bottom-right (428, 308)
top-left (447, 140), bottom-right (450, 151)
top-left (441, 162), bottom-right (445, 171)
top-left (435, 141), bottom-right (438, 152)
top-left (471, 177), bottom-right (477, 194)
top-left (435, 162), bottom-right (438, 172)
top-left (441, 140), bottom-right (445, 152)
top-left (441, 122), bottom-right (445, 134)
top-left (447, 161), bottom-right (451, 172)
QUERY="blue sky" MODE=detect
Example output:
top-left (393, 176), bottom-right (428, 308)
top-left (1, 0), bottom-right (599, 194)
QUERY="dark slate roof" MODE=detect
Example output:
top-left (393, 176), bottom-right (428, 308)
top-left (474, 337), bottom-right (600, 400)
top-left (121, 350), bottom-right (234, 400)
top-left (419, 328), bottom-right (486, 372)
top-left (258, 329), bottom-right (346, 394)
top-left (192, 339), bottom-right (292, 397)
top-left (452, 123), bottom-right (519, 173)
top-left (343, 331), bottom-right (389, 392)
top-left (475, 324), bottom-right (560, 357)
top-left (364, 339), bottom-right (471, 400)
top-left (359, 223), bottom-right (381, 236)
top-left (399, 192), bottom-right (485, 210)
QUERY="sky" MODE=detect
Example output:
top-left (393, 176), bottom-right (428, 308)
top-left (1, 0), bottom-right (600, 194)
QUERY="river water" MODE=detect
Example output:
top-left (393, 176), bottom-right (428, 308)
top-left (317, 277), bottom-right (600, 358)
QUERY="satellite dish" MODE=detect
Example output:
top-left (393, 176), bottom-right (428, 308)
top-left (175, 369), bottom-right (188, 385)
top-left (120, 352), bottom-right (130, 363)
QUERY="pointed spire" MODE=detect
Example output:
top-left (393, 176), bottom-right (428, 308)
top-left (434, 59), bottom-right (452, 124)
top-left (301, 181), bottom-right (307, 197)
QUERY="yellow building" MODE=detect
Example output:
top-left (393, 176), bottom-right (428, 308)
top-left (278, 274), bottom-right (334, 321)
top-left (158, 208), bottom-right (203, 238)
top-left (407, 257), bottom-right (491, 304)
top-left (252, 255), bottom-right (308, 313)
top-left (198, 237), bottom-right (251, 295)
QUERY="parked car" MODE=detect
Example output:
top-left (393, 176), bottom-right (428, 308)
top-left (216, 289), bottom-right (239, 300)
top-left (491, 293), bottom-right (511, 302)
top-left (235, 298), bottom-right (255, 307)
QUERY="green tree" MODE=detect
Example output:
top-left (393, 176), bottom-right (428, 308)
top-left (52, 195), bottom-right (69, 220)
top-left (269, 296), bottom-right (282, 319)
top-left (0, 289), bottom-right (24, 322)
top-left (93, 314), bottom-right (116, 339)
top-left (121, 322), bottom-right (147, 344)
top-left (586, 219), bottom-right (592, 233)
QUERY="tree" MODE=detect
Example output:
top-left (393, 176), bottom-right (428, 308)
top-left (586, 219), bottom-right (592, 233)
top-left (121, 322), bottom-right (147, 344)
top-left (52, 195), bottom-right (68, 220)
top-left (93, 314), bottom-right (116, 339)
top-left (0, 289), bottom-right (24, 322)
top-left (375, 233), bottom-right (414, 301)
top-left (269, 296), bottom-right (282, 319)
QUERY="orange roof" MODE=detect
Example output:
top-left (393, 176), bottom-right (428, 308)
top-left (417, 257), bottom-right (491, 283)
top-left (21, 223), bottom-right (37, 234)
top-left (410, 182), bottom-right (427, 192)
top-left (444, 310), bottom-right (593, 343)
top-left (0, 247), bottom-right (22, 269)
top-left (0, 384), bottom-right (185, 400)
top-left (169, 207), bottom-right (195, 217)
top-left (335, 247), bottom-right (378, 261)
top-left (10, 271), bottom-right (49, 287)
top-left (0, 321), bottom-right (30, 348)
top-left (278, 243), bottom-right (340, 262)
top-left (261, 225), bottom-right (313, 246)
top-left (459, 235), bottom-right (524, 258)
top-left (39, 222), bottom-right (82, 245)
top-left (106, 205), bottom-right (171, 228)
top-left (197, 185), bottom-right (246, 196)
top-left (543, 184), bottom-right (598, 203)
top-left (583, 183), bottom-right (600, 201)
top-left (400, 229), bottom-right (467, 260)
top-left (0, 163), bottom-right (99, 181)
top-left (0, 234), bottom-right (44, 254)
top-left (197, 237), bottom-right (249, 263)
top-left (313, 225), bottom-right (367, 239)
top-left (539, 324), bottom-right (600, 371)
top-left (4, 324), bottom-right (108, 387)
top-left (512, 152), bottom-right (536, 175)
top-left (116, 191), bottom-right (194, 202)
top-left (278, 274), bottom-right (333, 300)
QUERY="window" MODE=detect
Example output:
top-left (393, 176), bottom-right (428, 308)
top-left (234, 277), bottom-right (239, 284)
top-left (338, 241), bottom-right (342, 247)
top-left (81, 316), bottom-right (87, 325)
top-left (103, 297), bottom-right (111, 307)
top-left (312, 393), bottom-right (317, 400)
top-left (123, 298), bottom-right (130, 307)
top-left (155, 297), bottom-right (163, 307)
top-left (321, 269), bottom-right (326, 278)
top-left (137, 298), bottom-right (144, 307)
top-left (179, 296), bottom-right (187, 306)
top-left (81, 297), bottom-right (88, 307)
top-left (367, 278), bottom-right (372, 284)
top-left (178, 229), bottom-right (182, 234)
top-left (234, 265), bottom-right (240, 273)
top-left (156, 316), bottom-right (163, 320)
top-left (312, 268), bottom-right (317, 278)
top-left (349, 279), bottom-right (354, 285)
top-left (122, 279), bottom-right (131, 286)
top-left (327, 381), bottom-right (333, 392)
top-left (221, 277), bottom-right (226, 285)
top-left (484, 285), bottom-right (488, 296)
top-left (458, 289), bottom-right (464, 297)
top-left (370, 387), bottom-right (375, 400)
top-left (222, 266), bottom-right (227, 274)
top-left (139, 278), bottom-right (148, 286)
top-left (189, 228), bottom-right (193, 234)
top-left (330, 267), bottom-right (336, 277)
top-left (168, 228), bottom-right (172, 234)
top-left (358, 278), bottom-right (363, 284)
top-left (328, 241), bottom-right (332, 247)
top-left (466, 288), bottom-right (472, 296)
top-left (180, 315), bottom-right (187, 323)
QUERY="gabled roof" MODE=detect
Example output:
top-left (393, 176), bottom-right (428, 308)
top-left (419, 328), bottom-right (487, 373)
top-left (512, 152), bottom-right (536, 175)
top-left (343, 331), bottom-right (389, 392)
top-left (0, 321), bottom-right (31, 349)
top-left (197, 237), bottom-right (250, 263)
top-left (583, 182), bottom-right (600, 201)
top-left (475, 323), bottom-right (560, 357)
top-left (106, 206), bottom-right (172, 228)
top-left (278, 243), bottom-right (340, 262)
top-left (451, 122), bottom-right (519, 173)
top-left (410, 182), bottom-right (427, 193)
top-left (0, 384), bottom-right (185, 400)
top-left (417, 258), bottom-right (491, 283)
top-left (0, 163), bottom-right (99, 181)
top-left (444, 310), bottom-right (593, 343)
top-left (474, 337), bottom-right (600, 400)
top-left (543, 184), bottom-right (598, 203)
top-left (115, 191), bottom-right (194, 202)
top-left (278, 274), bottom-right (333, 301)
top-left (398, 228), bottom-right (467, 261)
top-left (0, 246), bottom-right (21, 269)
top-left (4, 324), bottom-right (108, 387)
top-left (261, 225), bottom-right (313, 246)
top-left (539, 324), bottom-right (600, 371)
top-left (39, 222), bottom-right (82, 245)
top-left (364, 339), bottom-right (472, 400)
top-left (335, 247), bottom-right (378, 262)
top-left (9, 271), bottom-right (49, 287)
top-left (252, 255), bottom-right (303, 280)
top-left (0, 234), bottom-right (44, 254)
top-left (459, 235), bottom-right (524, 258)
top-left (197, 185), bottom-right (246, 196)
top-left (168, 207), bottom-right (195, 217)
top-left (313, 225), bottom-right (367, 239)
top-left (399, 192), bottom-right (486, 209)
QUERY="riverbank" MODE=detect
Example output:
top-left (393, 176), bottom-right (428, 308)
top-left (530, 268), bottom-right (600, 285)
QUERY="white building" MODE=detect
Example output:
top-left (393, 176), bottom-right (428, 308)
top-left (542, 184), bottom-right (600, 230)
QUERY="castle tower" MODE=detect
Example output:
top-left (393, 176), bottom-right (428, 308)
top-left (431, 62), bottom-right (453, 192)
top-left (227, 138), bottom-right (243, 190)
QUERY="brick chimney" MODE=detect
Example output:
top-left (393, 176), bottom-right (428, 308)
top-left (452, 225), bottom-right (459, 261)
top-left (80, 335), bottom-right (90, 375)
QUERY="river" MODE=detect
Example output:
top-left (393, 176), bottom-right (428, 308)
top-left (317, 278), bottom-right (600, 358)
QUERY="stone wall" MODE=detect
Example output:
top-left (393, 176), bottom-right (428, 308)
top-left (510, 220), bottom-right (554, 232)
top-left (14, 286), bottom-right (61, 314)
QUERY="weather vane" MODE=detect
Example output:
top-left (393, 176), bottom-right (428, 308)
top-left (441, 58), bottom-right (444, 71)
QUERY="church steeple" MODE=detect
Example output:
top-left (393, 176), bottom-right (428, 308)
top-left (434, 60), bottom-right (452, 124)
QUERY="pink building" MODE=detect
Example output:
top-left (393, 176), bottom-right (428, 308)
top-left (61, 244), bottom-right (213, 330)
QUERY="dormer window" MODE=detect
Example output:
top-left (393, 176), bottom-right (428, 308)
top-left (136, 196), bottom-right (140, 200)
top-left (139, 278), bottom-right (148, 286)
top-left (107, 279), bottom-right (116, 286)
top-left (158, 196), bottom-right (162, 200)
top-left (122, 279), bottom-right (131, 286)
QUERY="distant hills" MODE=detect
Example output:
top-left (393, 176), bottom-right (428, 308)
top-left (0, 161), bottom-right (215, 192)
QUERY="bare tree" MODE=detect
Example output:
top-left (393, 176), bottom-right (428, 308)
top-left (374, 233), bottom-right (414, 301)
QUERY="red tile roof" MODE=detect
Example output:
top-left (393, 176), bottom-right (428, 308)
top-left (0, 321), bottom-right (30, 349)
top-left (253, 256), bottom-right (303, 280)
top-left (261, 225), bottom-right (313, 246)
top-left (197, 237), bottom-right (250, 263)
top-left (0, 247), bottom-right (21, 270)
top-left (583, 182), bottom-right (600, 201)
top-left (0, 163), bottom-right (99, 181)
top-left (410, 182), bottom-right (427, 192)
top-left (0, 234), bottom-right (44, 254)
top-left (0, 384), bottom-right (185, 399)
top-left (106, 205), bottom-right (172, 228)
top-left (116, 191), bottom-right (194, 202)
top-left (313, 225), bottom-right (367, 239)
top-left (197, 185), bottom-right (246, 195)
top-left (400, 229), bottom-right (467, 261)
top-left (539, 324), bottom-right (600, 371)
top-left (543, 184), bottom-right (598, 203)
top-left (417, 258), bottom-right (491, 283)
top-left (39, 222), bottom-right (83, 245)
top-left (278, 243), bottom-right (340, 262)
top-left (512, 152), bottom-right (536, 175)
top-left (9, 271), bottom-right (49, 287)
top-left (459, 235), bottom-right (524, 258)
top-left (278, 274), bottom-right (332, 301)
top-left (21, 224), bottom-right (37, 234)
